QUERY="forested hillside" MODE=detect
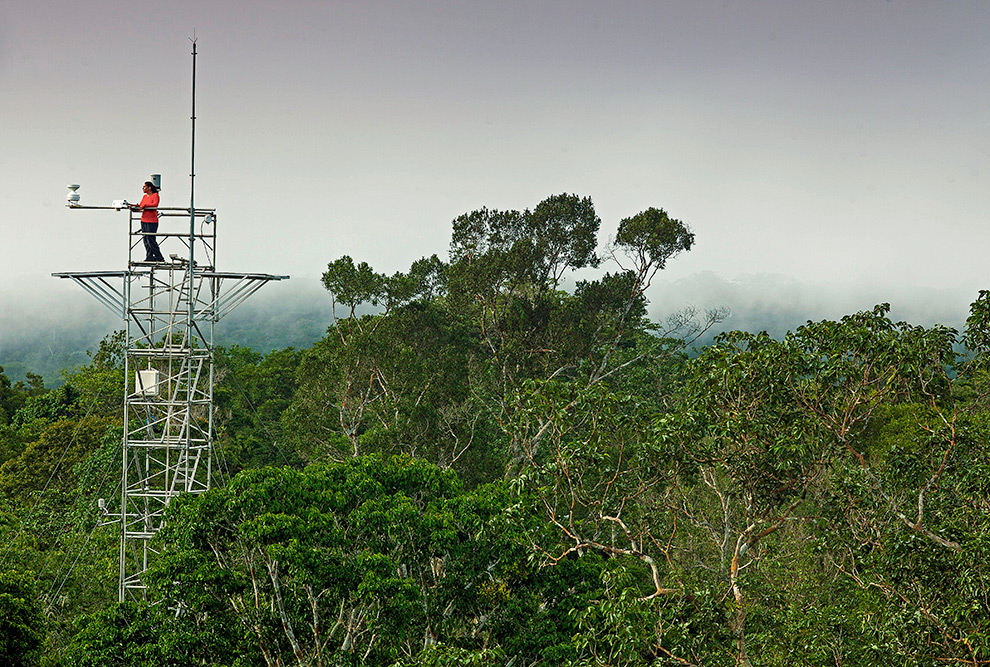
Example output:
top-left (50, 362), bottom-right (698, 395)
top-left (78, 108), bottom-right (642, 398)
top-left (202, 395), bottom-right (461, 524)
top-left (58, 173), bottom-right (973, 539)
top-left (1, 194), bottom-right (988, 666)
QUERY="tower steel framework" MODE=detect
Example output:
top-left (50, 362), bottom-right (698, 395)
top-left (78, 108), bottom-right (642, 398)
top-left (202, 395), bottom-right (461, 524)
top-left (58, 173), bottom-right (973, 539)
top-left (55, 203), bottom-right (287, 601)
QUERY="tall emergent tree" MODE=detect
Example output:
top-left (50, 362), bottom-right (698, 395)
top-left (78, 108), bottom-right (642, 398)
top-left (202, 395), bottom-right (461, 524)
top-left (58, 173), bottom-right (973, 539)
top-left (286, 193), bottom-right (719, 484)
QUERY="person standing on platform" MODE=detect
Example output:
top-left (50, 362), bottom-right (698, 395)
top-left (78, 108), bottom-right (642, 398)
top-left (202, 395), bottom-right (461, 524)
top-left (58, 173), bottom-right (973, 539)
top-left (134, 181), bottom-right (164, 262)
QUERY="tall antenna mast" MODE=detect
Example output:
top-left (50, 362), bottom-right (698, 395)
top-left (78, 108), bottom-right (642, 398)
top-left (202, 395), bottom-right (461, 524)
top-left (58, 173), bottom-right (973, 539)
top-left (189, 37), bottom-right (197, 275)
top-left (188, 38), bottom-right (198, 377)
top-left (54, 41), bottom-right (288, 602)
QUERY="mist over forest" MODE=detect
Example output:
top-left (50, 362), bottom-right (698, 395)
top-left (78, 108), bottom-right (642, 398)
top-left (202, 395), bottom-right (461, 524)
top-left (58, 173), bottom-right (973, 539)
top-left (0, 279), bottom-right (330, 386)
top-left (649, 271), bottom-right (976, 340)
top-left (0, 272), bottom-right (975, 388)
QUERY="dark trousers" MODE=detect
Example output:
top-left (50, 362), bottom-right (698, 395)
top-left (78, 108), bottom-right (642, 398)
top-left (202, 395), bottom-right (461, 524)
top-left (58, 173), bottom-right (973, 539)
top-left (141, 222), bottom-right (164, 261)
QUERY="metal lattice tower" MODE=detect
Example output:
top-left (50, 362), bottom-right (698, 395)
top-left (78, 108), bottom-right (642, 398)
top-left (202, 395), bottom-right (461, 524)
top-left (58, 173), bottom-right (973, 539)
top-left (54, 42), bottom-right (287, 601)
top-left (56, 204), bottom-right (286, 601)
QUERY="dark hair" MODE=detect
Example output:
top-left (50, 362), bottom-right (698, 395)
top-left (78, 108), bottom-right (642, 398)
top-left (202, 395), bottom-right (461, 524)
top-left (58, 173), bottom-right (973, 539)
top-left (144, 181), bottom-right (159, 194)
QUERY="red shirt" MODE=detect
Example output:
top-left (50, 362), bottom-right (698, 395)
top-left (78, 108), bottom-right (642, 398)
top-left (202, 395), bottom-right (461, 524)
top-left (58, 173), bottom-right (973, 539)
top-left (138, 193), bottom-right (160, 223)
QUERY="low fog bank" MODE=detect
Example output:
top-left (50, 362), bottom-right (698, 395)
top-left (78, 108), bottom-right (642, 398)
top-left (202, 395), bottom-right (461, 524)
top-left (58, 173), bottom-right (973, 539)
top-left (0, 277), bottom-right (333, 386)
top-left (648, 271), bottom-right (981, 349)
top-left (0, 281), bottom-right (120, 385)
top-left (214, 277), bottom-right (332, 352)
top-left (1, 273), bottom-right (981, 385)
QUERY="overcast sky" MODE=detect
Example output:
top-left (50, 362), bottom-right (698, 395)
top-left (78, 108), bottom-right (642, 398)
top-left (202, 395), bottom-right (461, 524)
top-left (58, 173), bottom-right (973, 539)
top-left (2, 0), bottom-right (988, 333)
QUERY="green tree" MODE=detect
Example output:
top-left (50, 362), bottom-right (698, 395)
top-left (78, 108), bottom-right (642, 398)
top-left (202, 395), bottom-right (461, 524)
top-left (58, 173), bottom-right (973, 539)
top-left (667, 305), bottom-right (974, 665)
top-left (0, 367), bottom-right (48, 427)
top-left (0, 417), bottom-right (115, 508)
top-left (64, 601), bottom-right (186, 667)
top-left (297, 194), bottom-right (717, 484)
top-left (213, 345), bottom-right (303, 473)
top-left (283, 301), bottom-right (500, 483)
top-left (505, 304), bottom-right (980, 665)
top-left (0, 569), bottom-right (46, 667)
top-left (61, 330), bottom-right (126, 418)
top-left (143, 456), bottom-right (539, 666)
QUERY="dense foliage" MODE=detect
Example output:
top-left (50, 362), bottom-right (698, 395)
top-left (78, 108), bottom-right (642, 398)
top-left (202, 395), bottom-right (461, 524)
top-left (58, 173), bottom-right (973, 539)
top-left (1, 195), bottom-right (988, 666)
